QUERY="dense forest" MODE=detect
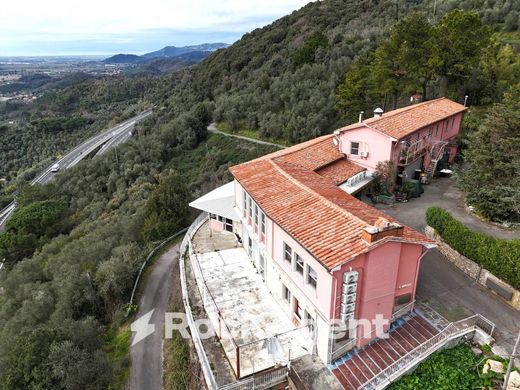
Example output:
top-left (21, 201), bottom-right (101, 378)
top-left (0, 0), bottom-right (519, 388)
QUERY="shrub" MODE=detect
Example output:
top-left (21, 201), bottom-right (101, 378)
top-left (389, 344), bottom-right (496, 389)
top-left (426, 207), bottom-right (520, 289)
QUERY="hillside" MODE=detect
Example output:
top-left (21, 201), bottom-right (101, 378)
top-left (155, 0), bottom-right (520, 143)
top-left (0, 0), bottom-right (519, 389)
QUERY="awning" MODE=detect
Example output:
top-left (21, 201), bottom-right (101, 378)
top-left (189, 181), bottom-right (239, 221)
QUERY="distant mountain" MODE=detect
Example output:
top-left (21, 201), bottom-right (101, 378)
top-left (141, 43), bottom-right (229, 59)
top-left (102, 54), bottom-right (143, 64)
top-left (103, 43), bottom-right (229, 64)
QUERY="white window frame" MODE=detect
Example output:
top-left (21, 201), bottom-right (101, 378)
top-left (350, 141), bottom-right (360, 155)
top-left (242, 190), bottom-right (247, 216)
top-left (283, 242), bottom-right (292, 264)
top-left (306, 265), bottom-right (318, 289)
top-left (282, 284), bottom-right (291, 304)
top-left (295, 254), bottom-right (304, 276)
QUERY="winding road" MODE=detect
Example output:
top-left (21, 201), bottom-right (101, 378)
top-left (130, 243), bottom-right (180, 390)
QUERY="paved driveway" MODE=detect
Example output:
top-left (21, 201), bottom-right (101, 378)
top-left (370, 177), bottom-right (519, 355)
top-left (372, 176), bottom-right (519, 240)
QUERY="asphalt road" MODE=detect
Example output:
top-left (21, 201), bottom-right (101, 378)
top-left (0, 111), bottom-right (151, 232)
top-left (96, 124), bottom-right (135, 156)
top-left (418, 250), bottom-right (520, 355)
top-left (130, 243), bottom-right (180, 390)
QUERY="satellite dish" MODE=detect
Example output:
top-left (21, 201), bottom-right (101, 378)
top-left (332, 138), bottom-right (339, 146)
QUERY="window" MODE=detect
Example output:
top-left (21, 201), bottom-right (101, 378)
top-left (242, 190), bottom-right (247, 217)
top-left (254, 204), bottom-right (259, 227)
top-left (260, 212), bottom-right (266, 243)
top-left (350, 141), bottom-right (360, 155)
top-left (282, 284), bottom-right (291, 304)
top-left (295, 299), bottom-right (303, 319)
top-left (283, 243), bottom-right (292, 264)
top-left (395, 293), bottom-right (412, 306)
top-left (218, 216), bottom-right (233, 232)
top-left (435, 124), bottom-right (439, 136)
top-left (295, 254), bottom-right (304, 276)
top-left (248, 196), bottom-right (252, 223)
top-left (307, 265), bottom-right (317, 289)
top-left (444, 119), bottom-right (449, 132)
top-left (304, 310), bottom-right (316, 328)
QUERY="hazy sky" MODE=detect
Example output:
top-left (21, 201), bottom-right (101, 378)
top-left (0, 0), bottom-right (314, 56)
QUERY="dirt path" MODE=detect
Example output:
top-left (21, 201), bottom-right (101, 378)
top-left (207, 123), bottom-right (286, 149)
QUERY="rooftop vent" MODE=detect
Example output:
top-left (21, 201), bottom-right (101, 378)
top-left (373, 107), bottom-right (384, 118)
top-left (361, 217), bottom-right (403, 243)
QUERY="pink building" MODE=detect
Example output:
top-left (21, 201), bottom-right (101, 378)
top-left (190, 98), bottom-right (468, 367)
top-left (335, 97), bottom-right (467, 185)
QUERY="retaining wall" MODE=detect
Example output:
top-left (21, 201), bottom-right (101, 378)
top-left (425, 225), bottom-right (520, 310)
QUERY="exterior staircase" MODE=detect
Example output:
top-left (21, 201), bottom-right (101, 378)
top-left (424, 141), bottom-right (448, 183)
top-left (329, 311), bottom-right (495, 390)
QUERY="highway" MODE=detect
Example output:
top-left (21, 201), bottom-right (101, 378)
top-left (0, 111), bottom-right (152, 232)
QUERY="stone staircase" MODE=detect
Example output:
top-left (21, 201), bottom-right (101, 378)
top-left (329, 311), bottom-right (495, 390)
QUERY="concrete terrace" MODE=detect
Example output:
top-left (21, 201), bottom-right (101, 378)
top-left (190, 222), bottom-right (311, 378)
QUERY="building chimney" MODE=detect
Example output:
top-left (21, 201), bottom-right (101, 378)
top-left (373, 107), bottom-right (384, 118)
top-left (361, 217), bottom-right (404, 243)
top-left (358, 111), bottom-right (364, 123)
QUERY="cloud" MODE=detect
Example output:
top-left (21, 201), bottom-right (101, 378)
top-left (0, 0), bottom-right (314, 55)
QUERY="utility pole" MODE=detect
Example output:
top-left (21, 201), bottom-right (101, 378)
top-left (503, 331), bottom-right (520, 390)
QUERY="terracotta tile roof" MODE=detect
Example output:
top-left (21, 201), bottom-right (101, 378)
top-left (316, 158), bottom-right (366, 185)
top-left (229, 134), bottom-right (432, 270)
top-left (339, 97), bottom-right (467, 140)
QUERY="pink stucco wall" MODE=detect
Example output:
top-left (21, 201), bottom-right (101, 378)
top-left (337, 125), bottom-right (393, 171)
top-left (209, 218), bottom-right (224, 232)
top-left (271, 224), bottom-right (334, 320)
top-left (330, 241), bottom-right (424, 347)
top-left (339, 112), bottom-right (465, 172)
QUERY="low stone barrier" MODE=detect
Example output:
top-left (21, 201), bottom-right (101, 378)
top-left (425, 225), bottom-right (520, 310)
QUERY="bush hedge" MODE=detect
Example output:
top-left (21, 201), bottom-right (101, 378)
top-left (426, 207), bottom-right (520, 289)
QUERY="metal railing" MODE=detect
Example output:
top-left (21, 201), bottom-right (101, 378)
top-left (391, 301), bottom-right (415, 323)
top-left (218, 366), bottom-right (288, 390)
top-left (330, 337), bottom-right (357, 362)
top-left (179, 213), bottom-right (219, 390)
top-left (358, 314), bottom-right (495, 389)
top-left (126, 227), bottom-right (188, 316)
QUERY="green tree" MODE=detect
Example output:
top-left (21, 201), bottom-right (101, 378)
top-left (373, 13), bottom-right (433, 107)
top-left (141, 173), bottom-right (190, 241)
top-left (429, 10), bottom-right (492, 96)
top-left (336, 54), bottom-right (380, 122)
top-left (458, 84), bottom-right (520, 222)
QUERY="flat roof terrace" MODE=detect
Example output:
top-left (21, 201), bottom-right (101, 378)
top-left (190, 222), bottom-right (311, 378)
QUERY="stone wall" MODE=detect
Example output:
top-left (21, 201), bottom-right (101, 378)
top-left (425, 225), bottom-right (520, 311)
